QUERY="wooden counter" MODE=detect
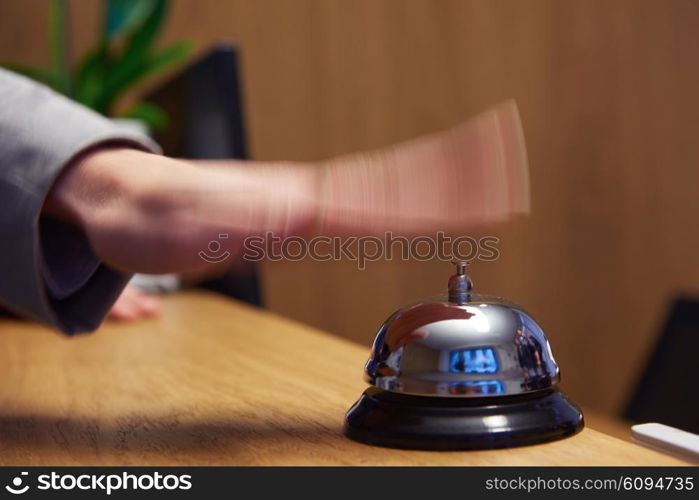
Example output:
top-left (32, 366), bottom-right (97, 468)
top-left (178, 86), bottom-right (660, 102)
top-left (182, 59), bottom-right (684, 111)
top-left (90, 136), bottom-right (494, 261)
top-left (0, 292), bottom-right (686, 465)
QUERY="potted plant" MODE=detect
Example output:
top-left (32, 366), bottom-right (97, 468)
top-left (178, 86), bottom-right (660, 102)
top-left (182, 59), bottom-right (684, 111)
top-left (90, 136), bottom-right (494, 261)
top-left (2, 0), bottom-right (193, 134)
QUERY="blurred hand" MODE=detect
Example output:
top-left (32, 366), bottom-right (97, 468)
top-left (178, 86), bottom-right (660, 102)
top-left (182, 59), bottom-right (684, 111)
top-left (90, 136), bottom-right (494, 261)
top-left (107, 285), bottom-right (161, 322)
top-left (319, 100), bottom-right (530, 234)
top-left (45, 101), bottom-right (529, 275)
top-left (45, 150), bottom-right (319, 274)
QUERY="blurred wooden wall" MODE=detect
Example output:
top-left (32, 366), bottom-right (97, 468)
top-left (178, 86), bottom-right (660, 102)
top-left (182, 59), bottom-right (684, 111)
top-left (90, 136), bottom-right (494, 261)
top-left (2, 0), bottom-right (699, 415)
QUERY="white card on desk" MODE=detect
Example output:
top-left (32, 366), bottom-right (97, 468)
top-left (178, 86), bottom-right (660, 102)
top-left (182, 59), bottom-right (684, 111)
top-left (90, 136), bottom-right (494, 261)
top-left (631, 423), bottom-right (699, 463)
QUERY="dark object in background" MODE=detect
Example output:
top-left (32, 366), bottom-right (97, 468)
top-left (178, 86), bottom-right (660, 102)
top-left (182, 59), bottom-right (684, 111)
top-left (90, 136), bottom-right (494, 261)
top-left (625, 297), bottom-right (699, 434)
top-left (147, 42), bottom-right (261, 306)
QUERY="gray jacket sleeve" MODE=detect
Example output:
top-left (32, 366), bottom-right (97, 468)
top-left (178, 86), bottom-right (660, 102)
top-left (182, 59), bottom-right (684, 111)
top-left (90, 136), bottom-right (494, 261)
top-left (0, 68), bottom-right (161, 334)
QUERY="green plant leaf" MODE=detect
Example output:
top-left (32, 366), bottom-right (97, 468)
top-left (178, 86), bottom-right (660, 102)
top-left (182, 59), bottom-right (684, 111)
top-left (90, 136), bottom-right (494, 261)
top-left (97, 0), bottom-right (170, 113)
top-left (49, 0), bottom-right (71, 96)
top-left (72, 44), bottom-right (109, 110)
top-left (99, 40), bottom-right (192, 114)
top-left (143, 41), bottom-right (193, 80)
top-left (119, 0), bottom-right (168, 62)
top-left (120, 101), bottom-right (168, 131)
top-left (104, 0), bottom-right (158, 40)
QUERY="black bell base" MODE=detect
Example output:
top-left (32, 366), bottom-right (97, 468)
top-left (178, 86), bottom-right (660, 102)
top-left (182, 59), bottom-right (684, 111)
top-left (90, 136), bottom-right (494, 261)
top-left (344, 387), bottom-right (584, 450)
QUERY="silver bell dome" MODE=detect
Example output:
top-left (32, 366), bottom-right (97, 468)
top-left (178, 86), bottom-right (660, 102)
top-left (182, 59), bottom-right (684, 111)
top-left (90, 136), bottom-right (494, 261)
top-left (364, 261), bottom-right (560, 397)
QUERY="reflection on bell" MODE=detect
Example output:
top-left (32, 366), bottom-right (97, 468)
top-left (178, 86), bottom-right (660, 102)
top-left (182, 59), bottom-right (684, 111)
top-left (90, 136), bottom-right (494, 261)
top-left (344, 261), bottom-right (584, 450)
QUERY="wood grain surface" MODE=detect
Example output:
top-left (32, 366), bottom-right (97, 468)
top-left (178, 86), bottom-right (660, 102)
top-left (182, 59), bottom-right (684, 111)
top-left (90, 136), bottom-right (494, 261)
top-left (3, 0), bottom-right (699, 417)
top-left (0, 292), bottom-right (686, 465)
